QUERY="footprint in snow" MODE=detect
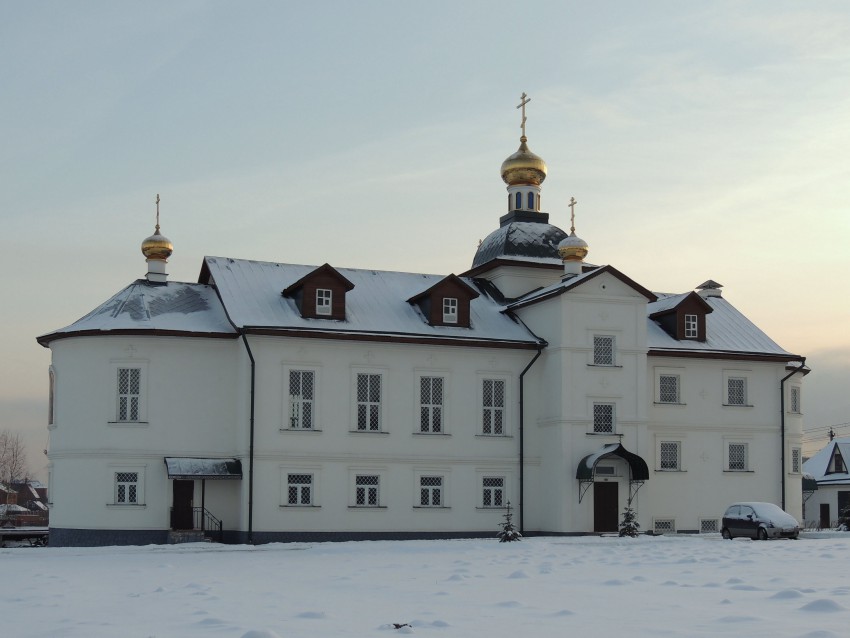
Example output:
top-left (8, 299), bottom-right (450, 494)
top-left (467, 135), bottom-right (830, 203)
top-left (770, 589), bottom-right (804, 600)
top-left (496, 601), bottom-right (523, 608)
top-left (296, 611), bottom-right (328, 619)
top-left (507, 570), bottom-right (528, 579)
top-left (240, 631), bottom-right (282, 638)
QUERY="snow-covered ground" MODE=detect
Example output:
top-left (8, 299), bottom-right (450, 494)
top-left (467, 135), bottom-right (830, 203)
top-left (3, 533), bottom-right (849, 638)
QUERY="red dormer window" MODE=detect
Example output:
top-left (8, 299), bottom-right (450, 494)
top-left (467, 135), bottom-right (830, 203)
top-left (408, 275), bottom-right (479, 328)
top-left (282, 264), bottom-right (354, 320)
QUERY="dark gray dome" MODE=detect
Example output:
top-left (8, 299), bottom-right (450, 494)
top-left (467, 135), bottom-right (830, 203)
top-left (472, 211), bottom-right (568, 269)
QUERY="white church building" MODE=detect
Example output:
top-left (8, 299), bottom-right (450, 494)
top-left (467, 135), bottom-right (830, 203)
top-left (38, 99), bottom-right (807, 546)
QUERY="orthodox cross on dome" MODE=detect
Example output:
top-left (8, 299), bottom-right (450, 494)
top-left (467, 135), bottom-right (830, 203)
top-left (568, 196), bottom-right (578, 233)
top-left (155, 193), bottom-right (161, 233)
top-left (516, 92), bottom-right (531, 138)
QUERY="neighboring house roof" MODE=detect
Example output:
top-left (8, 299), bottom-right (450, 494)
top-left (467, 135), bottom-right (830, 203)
top-left (201, 257), bottom-right (541, 348)
top-left (803, 438), bottom-right (850, 485)
top-left (38, 280), bottom-right (237, 346)
top-left (647, 293), bottom-right (798, 360)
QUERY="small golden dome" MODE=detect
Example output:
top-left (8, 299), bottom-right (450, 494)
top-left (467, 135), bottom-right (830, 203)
top-left (141, 227), bottom-right (173, 261)
top-left (558, 232), bottom-right (589, 262)
top-left (501, 136), bottom-right (547, 186)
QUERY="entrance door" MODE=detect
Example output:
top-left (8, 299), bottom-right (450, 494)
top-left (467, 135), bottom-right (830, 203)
top-left (594, 482), bottom-right (619, 533)
top-left (820, 503), bottom-right (831, 529)
top-left (172, 480), bottom-right (194, 530)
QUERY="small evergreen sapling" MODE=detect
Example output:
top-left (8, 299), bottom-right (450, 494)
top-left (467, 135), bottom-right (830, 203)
top-left (498, 501), bottom-right (522, 542)
top-left (619, 506), bottom-right (640, 537)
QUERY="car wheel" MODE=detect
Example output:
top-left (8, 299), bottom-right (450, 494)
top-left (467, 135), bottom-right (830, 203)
top-left (721, 528), bottom-right (732, 540)
top-left (757, 527), bottom-right (769, 541)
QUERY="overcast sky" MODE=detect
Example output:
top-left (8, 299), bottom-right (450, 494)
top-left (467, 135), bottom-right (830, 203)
top-left (2, 1), bottom-right (849, 479)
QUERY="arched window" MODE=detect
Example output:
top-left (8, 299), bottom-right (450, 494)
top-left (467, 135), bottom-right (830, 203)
top-left (527, 192), bottom-right (535, 210)
top-left (515, 192), bottom-right (522, 210)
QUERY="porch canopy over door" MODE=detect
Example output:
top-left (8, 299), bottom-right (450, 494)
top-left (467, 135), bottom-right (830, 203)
top-left (164, 457), bottom-right (243, 480)
top-left (576, 443), bottom-right (649, 504)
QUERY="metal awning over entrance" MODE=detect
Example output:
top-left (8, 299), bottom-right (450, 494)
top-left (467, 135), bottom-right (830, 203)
top-left (164, 457), bottom-right (243, 480)
top-left (576, 443), bottom-right (649, 504)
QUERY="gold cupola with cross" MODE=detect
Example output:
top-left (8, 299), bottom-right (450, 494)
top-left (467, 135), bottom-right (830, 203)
top-left (501, 92), bottom-right (547, 213)
top-left (141, 194), bottom-right (173, 284)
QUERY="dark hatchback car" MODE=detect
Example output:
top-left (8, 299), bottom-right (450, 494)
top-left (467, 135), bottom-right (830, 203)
top-left (721, 502), bottom-right (800, 540)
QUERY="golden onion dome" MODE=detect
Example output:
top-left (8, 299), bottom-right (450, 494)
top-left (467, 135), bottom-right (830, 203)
top-left (500, 136), bottom-right (547, 186)
top-left (141, 227), bottom-right (173, 260)
top-left (557, 232), bottom-right (589, 262)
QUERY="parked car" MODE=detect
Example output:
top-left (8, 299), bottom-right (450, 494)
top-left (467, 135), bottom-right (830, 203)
top-left (721, 502), bottom-right (800, 540)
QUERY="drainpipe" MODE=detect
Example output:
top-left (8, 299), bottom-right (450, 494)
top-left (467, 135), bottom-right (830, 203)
top-left (240, 331), bottom-right (256, 544)
top-left (780, 357), bottom-right (806, 510)
top-left (518, 344), bottom-right (545, 534)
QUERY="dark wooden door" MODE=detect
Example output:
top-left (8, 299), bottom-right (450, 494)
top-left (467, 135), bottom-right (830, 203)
top-left (172, 480), bottom-right (194, 530)
top-left (594, 482), bottom-right (618, 533)
top-left (820, 503), bottom-right (831, 529)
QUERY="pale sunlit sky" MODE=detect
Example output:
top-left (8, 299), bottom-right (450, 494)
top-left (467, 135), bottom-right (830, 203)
top-left (2, 1), bottom-right (849, 480)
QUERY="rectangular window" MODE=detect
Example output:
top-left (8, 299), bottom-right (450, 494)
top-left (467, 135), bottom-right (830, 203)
top-left (790, 387), bottom-right (801, 413)
top-left (593, 403), bottom-right (615, 433)
top-left (659, 374), bottom-right (680, 404)
top-left (728, 442), bottom-right (748, 471)
top-left (482, 476), bottom-right (504, 508)
top-left (442, 298), bottom-right (458, 324)
top-left (791, 448), bottom-right (801, 474)
top-left (419, 476), bottom-right (443, 507)
top-left (700, 519), bottom-right (718, 533)
top-left (316, 289), bottom-right (332, 316)
top-left (419, 376), bottom-right (444, 433)
top-left (654, 519), bottom-right (675, 534)
top-left (482, 379), bottom-right (505, 435)
top-left (355, 474), bottom-right (379, 507)
top-left (288, 370), bottom-right (315, 429)
top-left (117, 368), bottom-right (141, 421)
top-left (659, 441), bottom-right (681, 471)
top-left (593, 335), bottom-right (615, 366)
top-left (287, 473), bottom-right (313, 505)
top-left (684, 314), bottom-right (698, 339)
top-left (115, 472), bottom-right (139, 504)
top-left (356, 373), bottom-right (382, 431)
top-left (48, 369), bottom-right (55, 426)
top-left (727, 377), bottom-right (747, 405)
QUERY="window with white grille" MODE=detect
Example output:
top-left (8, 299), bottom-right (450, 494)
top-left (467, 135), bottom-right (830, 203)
top-left (115, 472), bottom-right (139, 504)
top-left (288, 370), bottom-right (315, 429)
top-left (117, 368), bottom-right (141, 421)
top-left (790, 387), bottom-right (801, 413)
top-left (355, 474), bottom-right (380, 507)
top-left (287, 473), bottom-right (313, 505)
top-left (419, 376), bottom-right (444, 433)
top-left (593, 403), bottom-right (615, 433)
top-left (659, 374), bottom-right (680, 404)
top-left (659, 441), bottom-right (681, 471)
top-left (727, 442), bottom-right (748, 471)
top-left (654, 519), bottom-right (675, 534)
top-left (684, 314), bottom-right (698, 339)
top-left (356, 373), bottom-right (382, 431)
top-left (727, 377), bottom-right (747, 405)
top-left (593, 335), bottom-right (615, 366)
top-left (419, 476), bottom-right (443, 507)
top-left (482, 379), bottom-right (505, 435)
top-left (482, 476), bottom-right (504, 508)
top-left (700, 519), bottom-right (718, 533)
top-left (442, 297), bottom-right (458, 324)
top-left (316, 289), bottom-right (332, 315)
top-left (791, 448), bottom-right (801, 474)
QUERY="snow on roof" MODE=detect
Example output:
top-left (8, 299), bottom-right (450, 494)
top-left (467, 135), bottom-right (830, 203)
top-left (204, 257), bottom-right (539, 346)
top-left (803, 438), bottom-right (850, 484)
top-left (39, 280), bottom-right (237, 344)
top-left (164, 457), bottom-right (243, 480)
top-left (647, 294), bottom-right (795, 357)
